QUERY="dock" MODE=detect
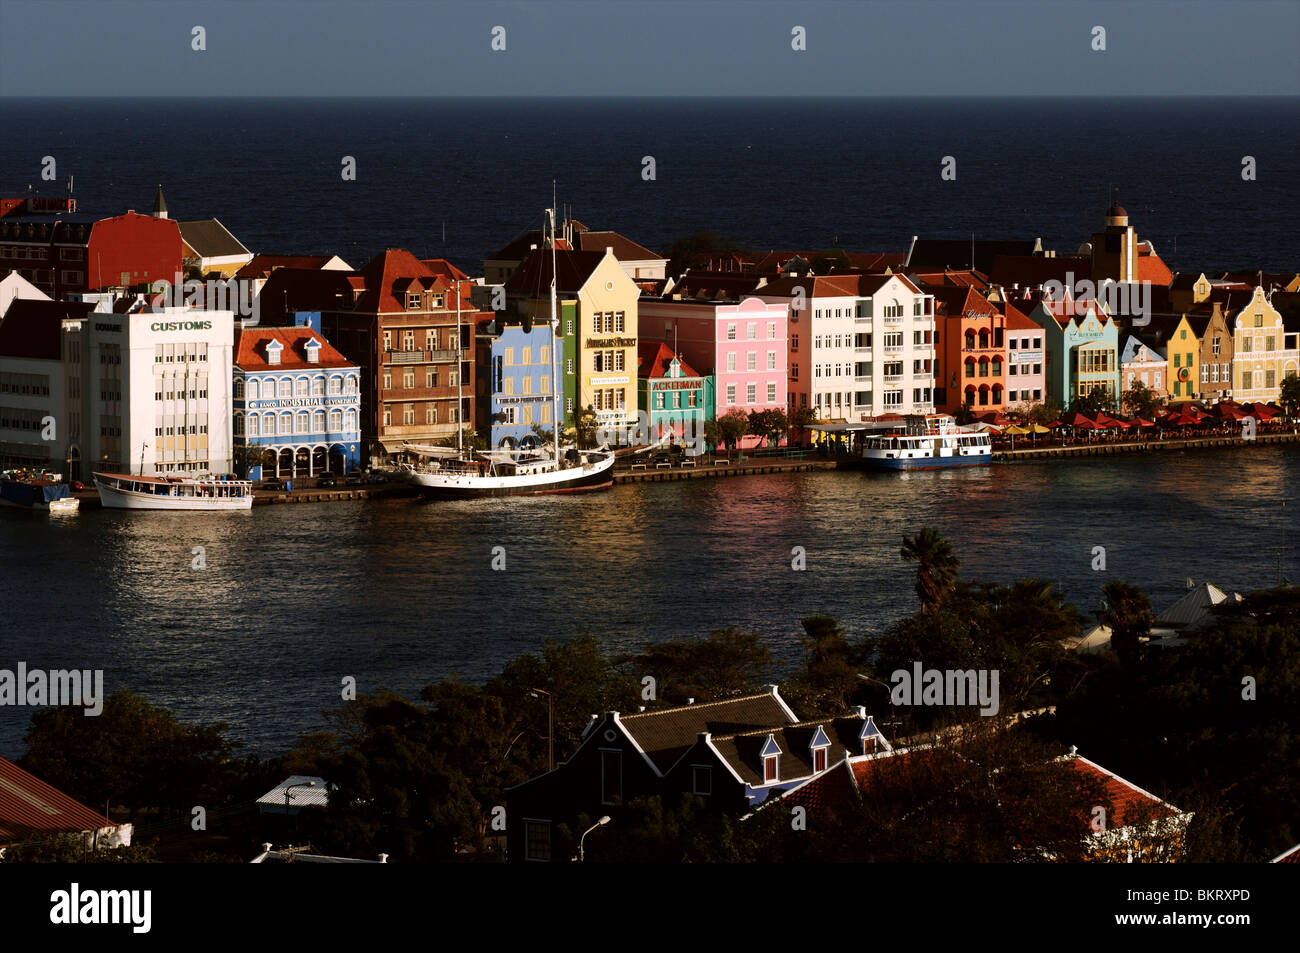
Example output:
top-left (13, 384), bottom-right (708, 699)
top-left (993, 430), bottom-right (1300, 461)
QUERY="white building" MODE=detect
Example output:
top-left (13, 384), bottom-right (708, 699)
top-left (760, 273), bottom-right (934, 420)
top-left (76, 305), bottom-right (235, 476)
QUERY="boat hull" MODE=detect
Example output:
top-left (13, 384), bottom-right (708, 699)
top-left (94, 475), bottom-right (254, 510)
top-left (407, 455), bottom-right (615, 499)
top-left (864, 454), bottom-right (992, 471)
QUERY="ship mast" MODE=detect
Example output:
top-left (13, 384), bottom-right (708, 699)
top-left (456, 274), bottom-right (463, 455)
top-left (549, 189), bottom-right (562, 466)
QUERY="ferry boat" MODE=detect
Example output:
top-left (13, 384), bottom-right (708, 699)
top-left (93, 472), bottom-right (254, 510)
top-left (862, 415), bottom-right (993, 470)
top-left (0, 471), bottom-right (79, 513)
top-left (400, 202), bottom-right (616, 500)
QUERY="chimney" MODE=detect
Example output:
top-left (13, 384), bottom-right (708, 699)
top-left (857, 706), bottom-right (867, 719)
top-left (1068, 745), bottom-right (1078, 757)
top-left (687, 697), bottom-right (695, 705)
top-left (638, 705), bottom-right (646, 712)
top-left (378, 853), bottom-right (389, 863)
top-left (262, 842), bottom-right (272, 853)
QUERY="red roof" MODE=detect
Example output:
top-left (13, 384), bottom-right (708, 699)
top-left (234, 254), bottom-right (338, 279)
top-left (1065, 755), bottom-right (1180, 827)
top-left (235, 326), bottom-right (355, 371)
top-left (419, 258), bottom-right (470, 281)
top-left (1137, 248), bottom-right (1174, 286)
top-left (353, 248), bottom-right (452, 313)
top-left (0, 757), bottom-right (115, 843)
top-left (637, 341), bottom-right (701, 380)
top-left (1002, 300), bottom-right (1040, 331)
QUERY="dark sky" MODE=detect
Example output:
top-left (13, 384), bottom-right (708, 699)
top-left (1, 0), bottom-right (1297, 97)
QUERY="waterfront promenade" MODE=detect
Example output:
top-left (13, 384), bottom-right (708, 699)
top-left (993, 430), bottom-right (1300, 461)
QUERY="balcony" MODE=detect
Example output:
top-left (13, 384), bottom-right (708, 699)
top-left (429, 349), bottom-right (459, 362)
top-left (854, 346), bottom-right (872, 355)
top-left (883, 374), bottom-right (904, 384)
top-left (882, 312), bottom-right (904, 325)
top-left (389, 349), bottom-right (425, 363)
top-left (883, 344), bottom-right (903, 354)
top-left (855, 375), bottom-right (873, 384)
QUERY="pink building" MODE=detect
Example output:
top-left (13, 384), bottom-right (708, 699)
top-left (1003, 300), bottom-right (1046, 411)
top-left (639, 295), bottom-right (789, 449)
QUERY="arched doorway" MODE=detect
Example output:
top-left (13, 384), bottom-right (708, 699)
top-left (277, 448), bottom-right (293, 477)
top-left (311, 446), bottom-right (327, 475)
top-left (329, 446), bottom-right (346, 474)
top-left (294, 447), bottom-right (310, 477)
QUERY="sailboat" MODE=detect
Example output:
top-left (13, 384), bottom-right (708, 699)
top-left (400, 205), bottom-right (616, 499)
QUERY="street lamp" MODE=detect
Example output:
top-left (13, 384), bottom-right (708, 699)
top-left (857, 673), bottom-right (900, 729)
top-left (530, 688), bottom-right (554, 772)
top-left (578, 815), bottom-right (610, 862)
top-left (284, 779), bottom-right (317, 835)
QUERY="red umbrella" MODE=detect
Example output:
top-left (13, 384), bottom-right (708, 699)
top-left (1057, 410), bottom-right (1099, 429)
top-left (1133, 417), bottom-right (1155, 428)
top-left (1162, 407), bottom-right (1205, 427)
top-left (1093, 412), bottom-right (1132, 429)
top-left (1241, 402), bottom-right (1277, 420)
top-left (1205, 403), bottom-right (1247, 422)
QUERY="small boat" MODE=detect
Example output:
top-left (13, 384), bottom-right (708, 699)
top-left (0, 472), bottom-right (80, 513)
top-left (862, 415), bottom-right (992, 470)
top-left (93, 472), bottom-right (254, 510)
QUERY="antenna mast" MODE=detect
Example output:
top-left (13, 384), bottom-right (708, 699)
top-left (456, 275), bottom-right (463, 455)
top-left (550, 184), bottom-right (562, 466)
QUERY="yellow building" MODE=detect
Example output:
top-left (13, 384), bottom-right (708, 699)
top-left (1230, 286), bottom-right (1298, 403)
top-left (1165, 314), bottom-right (1199, 401)
top-left (505, 246), bottom-right (640, 438)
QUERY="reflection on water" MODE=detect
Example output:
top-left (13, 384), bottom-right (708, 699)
top-left (1, 447), bottom-right (1296, 756)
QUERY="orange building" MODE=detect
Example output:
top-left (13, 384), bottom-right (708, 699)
top-left (932, 286), bottom-right (1005, 413)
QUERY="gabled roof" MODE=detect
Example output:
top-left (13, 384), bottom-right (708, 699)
top-left (931, 285), bottom-right (997, 319)
top-left (619, 688), bottom-right (797, 774)
top-left (504, 248), bottom-right (612, 297)
top-left (234, 254), bottom-right (349, 279)
top-left (1272, 842), bottom-right (1300, 863)
top-left (637, 341), bottom-right (702, 380)
top-left (235, 326), bottom-right (356, 371)
top-left (709, 715), bottom-right (866, 786)
top-left (575, 230), bottom-right (663, 261)
top-left (1120, 335), bottom-right (1163, 365)
top-left (908, 268), bottom-right (991, 291)
top-left (0, 756), bottom-right (116, 843)
top-left (353, 248), bottom-right (451, 313)
top-left (419, 258), bottom-right (470, 281)
top-left (178, 218), bottom-right (251, 259)
top-left (1156, 581), bottom-right (1241, 630)
top-left (0, 299), bottom-right (93, 360)
top-left (254, 775), bottom-right (330, 813)
top-left (667, 273), bottom-right (768, 300)
top-left (1065, 754), bottom-right (1182, 827)
top-left (1001, 299), bottom-right (1040, 331)
top-left (990, 255), bottom-right (1091, 289)
top-left (1136, 246), bottom-right (1174, 286)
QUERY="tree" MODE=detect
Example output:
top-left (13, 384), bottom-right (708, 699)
top-left (747, 409), bottom-right (782, 448)
top-left (785, 615), bottom-right (863, 717)
top-left (709, 408), bottom-right (750, 452)
top-left (954, 399), bottom-right (976, 425)
top-left (573, 405), bottom-right (600, 449)
top-left (1280, 373), bottom-right (1300, 420)
top-left (900, 528), bottom-right (960, 614)
top-left (1097, 580), bottom-right (1154, 670)
top-left (437, 426), bottom-right (486, 451)
top-left (1121, 381), bottom-right (1162, 420)
top-left (625, 628), bottom-right (773, 705)
top-left (791, 405), bottom-right (820, 443)
top-left (1025, 397), bottom-right (1062, 427)
top-left (765, 408), bottom-right (789, 447)
top-left (1071, 385), bottom-right (1114, 415)
top-left (662, 230), bottom-right (750, 281)
top-left (20, 690), bottom-right (242, 825)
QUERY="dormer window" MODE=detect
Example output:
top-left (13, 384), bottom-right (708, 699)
top-left (305, 340), bottom-right (321, 363)
top-left (265, 339), bottom-right (282, 366)
top-left (809, 725), bottom-right (831, 773)
top-left (407, 293), bottom-right (422, 310)
top-left (859, 715), bottom-right (886, 756)
top-left (761, 734), bottom-right (781, 783)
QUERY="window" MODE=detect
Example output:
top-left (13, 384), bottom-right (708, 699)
top-left (1266, 336), bottom-right (1276, 352)
top-left (404, 370), bottom-right (414, 389)
top-left (764, 754), bottom-right (778, 783)
top-left (747, 383), bottom-right (757, 403)
top-left (406, 293), bottom-right (421, 309)
top-left (813, 747), bottom-right (827, 773)
top-left (525, 821), bottom-right (551, 862)
top-left (1243, 370), bottom-right (1253, 389)
top-left (614, 351), bottom-right (625, 372)
top-left (747, 323), bottom-right (757, 340)
top-left (768, 322), bottom-right (777, 339)
top-left (767, 351), bottom-right (777, 370)
top-left (426, 369), bottom-right (436, 387)
top-left (747, 352), bottom-right (757, 371)
top-left (383, 372), bottom-right (392, 389)
top-left (767, 382), bottom-right (777, 402)
top-left (692, 765), bottom-right (712, 796)
top-left (1241, 337), bottom-right (1252, 353)
top-left (727, 323), bottom-right (736, 341)
top-left (383, 331), bottom-right (392, 350)
top-left (403, 406), bottom-right (415, 425)
top-left (791, 363), bottom-right (799, 380)
top-left (792, 334), bottom-right (799, 350)
top-left (614, 312), bottom-right (625, 333)
top-left (726, 384), bottom-right (736, 405)
top-left (726, 353), bottom-right (736, 372)
top-left (383, 409), bottom-right (392, 427)
top-left (601, 749), bottom-right (622, 805)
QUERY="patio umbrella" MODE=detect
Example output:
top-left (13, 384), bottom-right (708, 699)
top-left (1242, 401), bottom-right (1276, 420)
top-left (1132, 417), bottom-right (1155, 428)
top-left (1057, 411), bottom-right (1099, 429)
top-left (1162, 407), bottom-right (1205, 428)
top-left (1206, 403), bottom-right (1247, 422)
top-left (1093, 412), bottom-right (1132, 430)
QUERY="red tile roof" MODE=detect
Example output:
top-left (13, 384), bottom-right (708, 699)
top-left (0, 757), bottom-right (115, 843)
top-left (1002, 299), bottom-right (1040, 331)
top-left (235, 326), bottom-right (356, 371)
top-left (353, 248), bottom-right (452, 313)
top-left (637, 341), bottom-right (702, 380)
top-left (1065, 755), bottom-right (1180, 827)
top-left (234, 254), bottom-right (338, 279)
top-left (1136, 247), bottom-right (1174, 286)
top-left (575, 230), bottom-right (662, 261)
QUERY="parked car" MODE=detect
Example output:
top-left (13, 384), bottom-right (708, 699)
top-left (71, 480), bottom-right (88, 491)
top-left (345, 474), bottom-right (363, 486)
top-left (261, 477), bottom-right (285, 490)
top-left (317, 475), bottom-right (337, 488)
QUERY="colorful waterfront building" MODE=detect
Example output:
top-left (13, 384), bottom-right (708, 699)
top-left (636, 341), bottom-right (710, 444)
top-left (504, 246), bottom-right (640, 441)
top-left (1229, 286), bottom-right (1298, 404)
top-left (473, 315), bottom-right (562, 450)
top-left (1134, 313), bottom-right (1200, 401)
top-left (1002, 300), bottom-right (1046, 410)
top-left (1028, 295), bottom-right (1120, 410)
top-left (1119, 334), bottom-right (1168, 399)
top-left (233, 324), bottom-right (361, 478)
top-left (638, 295), bottom-right (787, 448)
top-left (930, 285), bottom-right (1004, 413)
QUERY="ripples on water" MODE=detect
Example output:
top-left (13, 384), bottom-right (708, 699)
top-left (2, 447), bottom-right (1296, 756)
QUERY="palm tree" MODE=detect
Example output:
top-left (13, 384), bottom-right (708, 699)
top-left (900, 529), bottom-right (960, 613)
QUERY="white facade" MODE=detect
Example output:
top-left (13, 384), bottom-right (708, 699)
top-left (0, 349), bottom-right (67, 472)
top-left (0, 271), bottom-right (51, 318)
top-left (79, 306), bottom-right (235, 476)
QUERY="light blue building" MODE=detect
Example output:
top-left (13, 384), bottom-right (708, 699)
top-left (233, 325), bottom-right (362, 479)
top-left (475, 317), bottom-right (563, 450)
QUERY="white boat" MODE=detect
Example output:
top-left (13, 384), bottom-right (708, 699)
top-left (94, 472), bottom-right (254, 510)
top-left (862, 415), bottom-right (992, 470)
top-left (400, 201), bottom-right (616, 500)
